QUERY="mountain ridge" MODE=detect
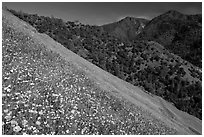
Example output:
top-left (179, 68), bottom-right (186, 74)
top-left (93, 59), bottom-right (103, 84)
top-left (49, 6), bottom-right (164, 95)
top-left (100, 10), bottom-right (202, 68)
top-left (136, 10), bottom-right (202, 68)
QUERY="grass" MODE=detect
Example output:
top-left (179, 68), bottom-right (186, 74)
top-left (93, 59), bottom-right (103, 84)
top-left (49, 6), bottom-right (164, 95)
top-left (2, 13), bottom-right (176, 135)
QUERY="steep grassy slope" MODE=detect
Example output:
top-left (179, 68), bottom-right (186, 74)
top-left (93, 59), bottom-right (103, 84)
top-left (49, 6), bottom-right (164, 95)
top-left (7, 9), bottom-right (202, 119)
top-left (2, 9), bottom-right (202, 135)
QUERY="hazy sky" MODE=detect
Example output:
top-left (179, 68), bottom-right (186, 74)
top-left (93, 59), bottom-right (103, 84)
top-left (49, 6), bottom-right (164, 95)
top-left (3, 2), bottom-right (202, 25)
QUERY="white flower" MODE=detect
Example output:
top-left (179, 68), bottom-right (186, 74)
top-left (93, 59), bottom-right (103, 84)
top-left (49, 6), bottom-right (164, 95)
top-left (52, 93), bottom-right (59, 96)
top-left (27, 90), bottom-right (32, 93)
top-left (81, 127), bottom-right (87, 134)
top-left (22, 119), bottom-right (28, 126)
top-left (71, 110), bottom-right (75, 114)
top-left (73, 105), bottom-right (78, 109)
top-left (4, 109), bottom-right (9, 113)
top-left (13, 126), bottom-right (22, 132)
top-left (2, 93), bottom-right (6, 97)
top-left (36, 121), bottom-right (41, 125)
top-left (5, 115), bottom-right (11, 121)
top-left (10, 120), bottom-right (18, 126)
top-left (38, 110), bottom-right (43, 115)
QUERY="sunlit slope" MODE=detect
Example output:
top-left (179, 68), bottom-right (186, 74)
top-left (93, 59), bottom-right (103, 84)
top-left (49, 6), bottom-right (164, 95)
top-left (2, 9), bottom-right (201, 135)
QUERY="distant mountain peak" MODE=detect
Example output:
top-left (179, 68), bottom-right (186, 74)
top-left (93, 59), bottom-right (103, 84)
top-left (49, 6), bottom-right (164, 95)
top-left (118, 16), bottom-right (136, 23)
top-left (120, 16), bottom-right (148, 22)
top-left (123, 16), bottom-right (133, 19)
top-left (101, 16), bottom-right (149, 41)
top-left (160, 10), bottom-right (186, 20)
top-left (165, 10), bottom-right (182, 14)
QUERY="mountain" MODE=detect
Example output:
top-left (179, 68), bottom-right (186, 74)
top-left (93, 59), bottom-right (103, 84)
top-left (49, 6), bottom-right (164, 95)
top-left (7, 8), bottom-right (202, 120)
top-left (2, 8), bottom-right (202, 135)
top-left (137, 10), bottom-right (202, 68)
top-left (101, 10), bottom-right (202, 68)
top-left (101, 17), bottom-right (149, 41)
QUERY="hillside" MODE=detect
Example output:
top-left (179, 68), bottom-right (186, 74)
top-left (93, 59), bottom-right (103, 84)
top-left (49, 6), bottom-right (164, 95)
top-left (101, 17), bottom-right (148, 41)
top-left (2, 8), bottom-right (202, 135)
top-left (7, 9), bottom-right (202, 120)
top-left (137, 10), bottom-right (202, 68)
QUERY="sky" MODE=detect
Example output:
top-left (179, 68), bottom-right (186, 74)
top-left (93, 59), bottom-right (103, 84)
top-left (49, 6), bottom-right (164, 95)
top-left (3, 2), bottom-right (202, 25)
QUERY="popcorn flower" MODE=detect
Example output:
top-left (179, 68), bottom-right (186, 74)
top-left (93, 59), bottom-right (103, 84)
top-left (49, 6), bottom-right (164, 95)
top-left (13, 126), bottom-right (22, 132)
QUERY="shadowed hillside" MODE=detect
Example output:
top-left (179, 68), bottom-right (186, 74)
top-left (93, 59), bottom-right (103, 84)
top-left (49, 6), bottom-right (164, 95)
top-left (137, 10), bottom-right (202, 68)
top-left (101, 10), bottom-right (202, 68)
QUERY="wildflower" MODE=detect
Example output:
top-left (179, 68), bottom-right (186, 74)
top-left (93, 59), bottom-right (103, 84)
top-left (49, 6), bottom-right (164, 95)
top-left (36, 121), bottom-right (41, 125)
top-left (22, 119), bottom-right (28, 126)
top-left (10, 120), bottom-right (18, 127)
top-left (81, 127), bottom-right (87, 134)
top-left (4, 109), bottom-right (9, 113)
top-left (71, 110), bottom-right (75, 114)
top-left (38, 110), bottom-right (43, 115)
top-left (13, 126), bottom-right (22, 132)
top-left (27, 90), bottom-right (32, 93)
top-left (23, 132), bottom-right (28, 135)
top-left (5, 115), bottom-right (12, 121)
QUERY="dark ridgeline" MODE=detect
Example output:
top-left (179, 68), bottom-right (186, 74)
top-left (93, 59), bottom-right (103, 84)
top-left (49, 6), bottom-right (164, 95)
top-left (7, 8), bottom-right (202, 120)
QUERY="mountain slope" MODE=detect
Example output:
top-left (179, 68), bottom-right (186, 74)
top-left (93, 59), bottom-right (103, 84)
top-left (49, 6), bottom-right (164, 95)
top-left (8, 9), bottom-right (202, 119)
top-left (101, 17), bottom-right (148, 41)
top-left (2, 8), bottom-right (202, 135)
top-left (137, 10), bottom-right (202, 68)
